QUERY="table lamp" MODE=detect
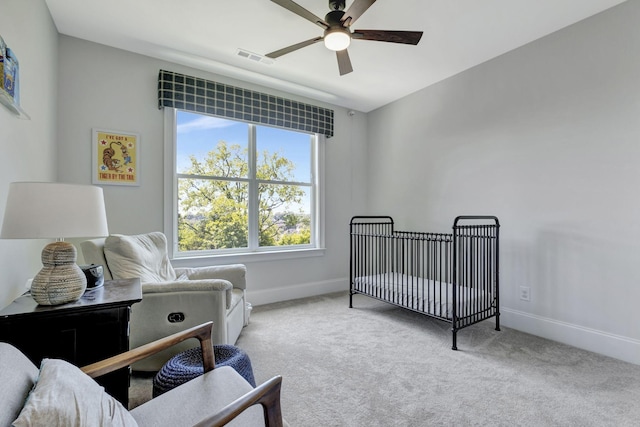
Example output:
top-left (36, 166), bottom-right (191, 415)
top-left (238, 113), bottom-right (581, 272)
top-left (0, 182), bottom-right (109, 305)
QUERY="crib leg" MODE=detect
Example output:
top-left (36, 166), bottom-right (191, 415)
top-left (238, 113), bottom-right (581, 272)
top-left (349, 292), bottom-right (353, 308)
top-left (451, 329), bottom-right (458, 351)
top-left (495, 312), bottom-right (501, 331)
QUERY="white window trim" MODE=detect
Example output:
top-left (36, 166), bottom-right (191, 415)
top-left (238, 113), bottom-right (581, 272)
top-left (163, 107), bottom-right (326, 263)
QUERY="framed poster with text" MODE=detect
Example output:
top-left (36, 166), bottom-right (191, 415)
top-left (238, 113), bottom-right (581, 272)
top-left (92, 128), bottom-right (140, 186)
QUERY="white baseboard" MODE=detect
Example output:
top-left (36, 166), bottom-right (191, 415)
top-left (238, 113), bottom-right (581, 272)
top-left (247, 281), bottom-right (640, 365)
top-left (246, 278), bottom-right (347, 307)
top-left (501, 307), bottom-right (640, 365)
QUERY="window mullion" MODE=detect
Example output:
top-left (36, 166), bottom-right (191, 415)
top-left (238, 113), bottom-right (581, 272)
top-left (247, 124), bottom-right (258, 250)
top-left (310, 135), bottom-right (317, 247)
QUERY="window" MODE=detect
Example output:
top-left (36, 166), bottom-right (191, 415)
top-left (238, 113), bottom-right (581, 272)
top-left (165, 108), bottom-right (324, 259)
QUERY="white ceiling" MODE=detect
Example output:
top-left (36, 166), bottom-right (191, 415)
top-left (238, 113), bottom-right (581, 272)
top-left (44, 0), bottom-right (627, 112)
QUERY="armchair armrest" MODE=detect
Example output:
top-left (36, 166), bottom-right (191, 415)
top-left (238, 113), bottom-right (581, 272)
top-left (175, 264), bottom-right (247, 290)
top-left (140, 279), bottom-right (233, 310)
top-left (194, 375), bottom-right (283, 427)
top-left (81, 322), bottom-right (216, 378)
top-left (141, 279), bottom-right (232, 294)
top-left (81, 322), bottom-right (284, 427)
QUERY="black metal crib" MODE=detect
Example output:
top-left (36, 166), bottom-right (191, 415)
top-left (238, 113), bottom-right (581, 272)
top-left (349, 216), bottom-right (500, 350)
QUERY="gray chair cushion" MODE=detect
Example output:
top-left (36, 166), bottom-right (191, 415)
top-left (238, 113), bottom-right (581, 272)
top-left (104, 232), bottom-right (177, 283)
top-left (131, 366), bottom-right (265, 427)
top-left (0, 343), bottom-right (39, 427)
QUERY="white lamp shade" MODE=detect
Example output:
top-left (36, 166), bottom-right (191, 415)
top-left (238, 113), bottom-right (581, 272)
top-left (1, 182), bottom-right (109, 239)
top-left (324, 29), bottom-right (351, 51)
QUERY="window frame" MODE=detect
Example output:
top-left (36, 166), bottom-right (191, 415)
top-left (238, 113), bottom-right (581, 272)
top-left (163, 108), bottom-right (325, 263)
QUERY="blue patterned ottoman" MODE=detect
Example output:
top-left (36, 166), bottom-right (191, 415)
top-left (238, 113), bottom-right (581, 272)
top-left (152, 345), bottom-right (256, 397)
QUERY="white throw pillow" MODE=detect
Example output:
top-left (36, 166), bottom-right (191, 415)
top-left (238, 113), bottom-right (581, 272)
top-left (12, 358), bottom-right (137, 427)
top-left (104, 232), bottom-right (177, 283)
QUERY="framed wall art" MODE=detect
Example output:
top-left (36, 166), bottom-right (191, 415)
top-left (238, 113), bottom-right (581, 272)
top-left (92, 128), bottom-right (140, 186)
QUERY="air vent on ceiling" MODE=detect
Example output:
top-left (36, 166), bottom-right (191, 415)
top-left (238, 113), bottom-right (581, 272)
top-left (236, 49), bottom-right (274, 65)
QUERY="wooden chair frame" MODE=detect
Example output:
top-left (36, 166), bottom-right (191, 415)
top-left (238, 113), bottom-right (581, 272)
top-left (81, 322), bottom-right (283, 427)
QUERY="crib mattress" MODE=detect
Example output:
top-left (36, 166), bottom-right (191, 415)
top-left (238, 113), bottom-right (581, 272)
top-left (353, 273), bottom-right (490, 319)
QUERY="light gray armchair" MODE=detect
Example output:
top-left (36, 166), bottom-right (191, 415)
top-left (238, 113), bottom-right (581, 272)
top-left (81, 232), bottom-right (247, 371)
top-left (1, 322), bottom-right (284, 427)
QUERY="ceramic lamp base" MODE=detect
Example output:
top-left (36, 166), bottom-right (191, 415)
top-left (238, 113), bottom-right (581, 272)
top-left (31, 241), bottom-right (87, 306)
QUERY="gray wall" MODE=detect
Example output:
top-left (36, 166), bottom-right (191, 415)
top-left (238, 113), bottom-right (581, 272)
top-left (366, 1), bottom-right (640, 363)
top-left (0, 0), bottom-right (59, 308)
top-left (56, 35), bottom-right (368, 306)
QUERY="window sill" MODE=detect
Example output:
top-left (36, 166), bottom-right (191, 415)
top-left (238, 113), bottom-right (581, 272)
top-left (171, 247), bottom-right (326, 268)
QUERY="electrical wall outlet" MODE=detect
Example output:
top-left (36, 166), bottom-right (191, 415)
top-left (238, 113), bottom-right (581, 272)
top-left (519, 286), bottom-right (531, 301)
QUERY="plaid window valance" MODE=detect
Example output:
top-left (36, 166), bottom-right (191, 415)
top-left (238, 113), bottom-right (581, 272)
top-left (158, 70), bottom-right (334, 138)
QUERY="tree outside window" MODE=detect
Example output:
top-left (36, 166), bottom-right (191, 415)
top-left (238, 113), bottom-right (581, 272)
top-left (175, 111), bottom-right (315, 254)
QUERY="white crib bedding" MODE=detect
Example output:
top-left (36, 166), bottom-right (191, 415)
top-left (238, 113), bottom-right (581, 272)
top-left (353, 272), bottom-right (486, 319)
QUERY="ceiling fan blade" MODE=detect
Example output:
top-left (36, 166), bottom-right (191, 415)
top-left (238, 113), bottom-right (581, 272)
top-left (336, 49), bottom-right (353, 76)
top-left (352, 30), bottom-right (423, 45)
top-left (341, 0), bottom-right (376, 27)
top-left (271, 0), bottom-right (329, 29)
top-left (266, 36), bottom-right (323, 59)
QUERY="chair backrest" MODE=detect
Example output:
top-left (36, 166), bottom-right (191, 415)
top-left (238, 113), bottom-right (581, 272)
top-left (82, 233), bottom-right (177, 283)
top-left (101, 232), bottom-right (177, 283)
top-left (80, 238), bottom-right (113, 280)
top-left (0, 343), bottom-right (39, 427)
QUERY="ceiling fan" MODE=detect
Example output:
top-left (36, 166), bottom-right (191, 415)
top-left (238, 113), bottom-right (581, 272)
top-left (266, 0), bottom-right (423, 76)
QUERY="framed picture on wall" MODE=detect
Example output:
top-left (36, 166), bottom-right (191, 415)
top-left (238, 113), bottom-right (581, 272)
top-left (92, 128), bottom-right (140, 186)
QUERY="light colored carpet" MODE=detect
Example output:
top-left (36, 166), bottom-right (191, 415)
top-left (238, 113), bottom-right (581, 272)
top-left (131, 292), bottom-right (640, 426)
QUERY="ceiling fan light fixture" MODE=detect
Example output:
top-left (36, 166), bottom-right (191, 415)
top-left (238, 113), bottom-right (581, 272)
top-left (324, 28), bottom-right (351, 51)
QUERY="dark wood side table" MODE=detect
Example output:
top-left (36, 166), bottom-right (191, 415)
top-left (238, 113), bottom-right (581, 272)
top-left (0, 278), bottom-right (142, 407)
